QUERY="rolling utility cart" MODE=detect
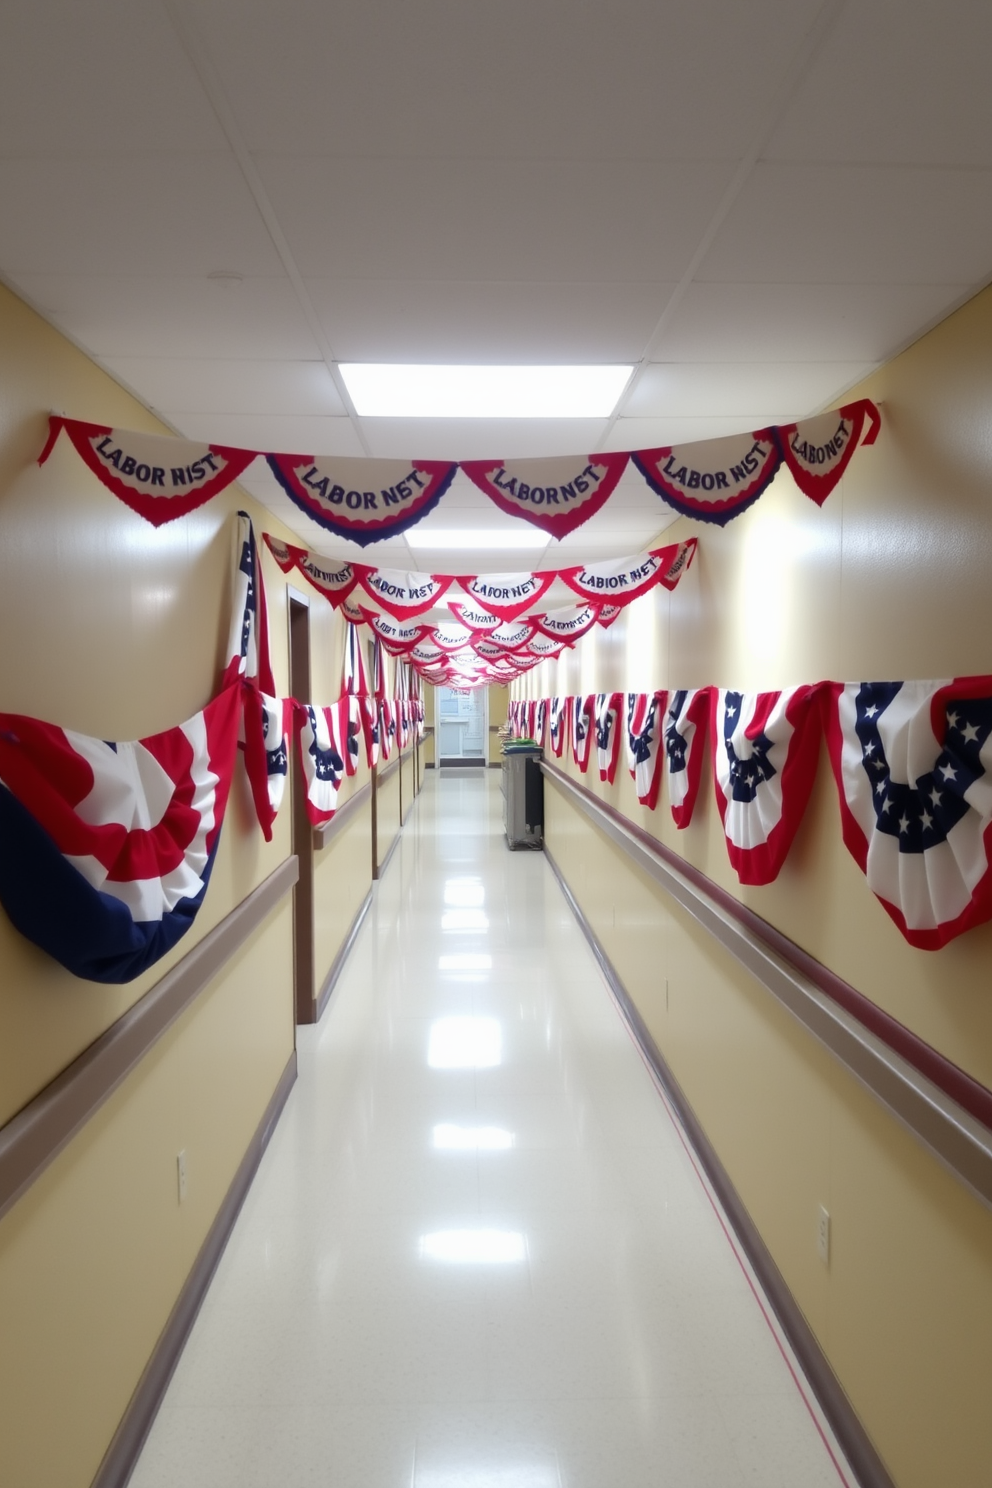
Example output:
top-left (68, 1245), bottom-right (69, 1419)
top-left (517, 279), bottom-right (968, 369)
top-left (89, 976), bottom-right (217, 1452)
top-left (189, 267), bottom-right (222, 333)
top-left (501, 746), bottom-right (544, 850)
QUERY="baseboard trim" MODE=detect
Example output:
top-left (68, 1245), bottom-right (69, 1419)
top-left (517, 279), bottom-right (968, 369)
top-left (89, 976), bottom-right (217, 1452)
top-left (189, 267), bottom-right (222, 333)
top-left (314, 889), bottom-right (373, 1022)
top-left (91, 1049), bottom-right (298, 1488)
top-left (543, 842), bottom-right (896, 1488)
top-left (378, 830), bottom-right (401, 880)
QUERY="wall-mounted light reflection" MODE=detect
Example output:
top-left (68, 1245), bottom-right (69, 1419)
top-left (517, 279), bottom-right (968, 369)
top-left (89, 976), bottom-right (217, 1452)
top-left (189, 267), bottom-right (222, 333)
top-left (444, 878), bottom-right (485, 908)
top-left (419, 1229), bottom-right (525, 1264)
top-left (433, 1124), bottom-right (514, 1151)
top-left (438, 954), bottom-right (492, 972)
top-left (428, 1017), bottom-right (502, 1068)
top-left (441, 908), bottom-right (489, 932)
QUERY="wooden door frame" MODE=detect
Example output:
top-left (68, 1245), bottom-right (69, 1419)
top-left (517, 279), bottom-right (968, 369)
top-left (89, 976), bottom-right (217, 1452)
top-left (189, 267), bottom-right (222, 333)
top-left (288, 590), bottom-right (316, 1024)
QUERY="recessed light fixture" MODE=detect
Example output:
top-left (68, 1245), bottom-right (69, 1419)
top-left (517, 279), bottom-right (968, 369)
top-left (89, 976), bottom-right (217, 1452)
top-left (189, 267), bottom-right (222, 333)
top-left (339, 363), bottom-right (632, 418)
top-left (406, 528), bottom-right (548, 550)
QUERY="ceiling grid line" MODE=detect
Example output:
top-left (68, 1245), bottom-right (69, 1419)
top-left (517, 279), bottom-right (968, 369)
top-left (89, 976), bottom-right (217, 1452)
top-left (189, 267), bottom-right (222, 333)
top-left (597, 0), bottom-right (848, 452)
top-left (161, 0), bottom-right (373, 457)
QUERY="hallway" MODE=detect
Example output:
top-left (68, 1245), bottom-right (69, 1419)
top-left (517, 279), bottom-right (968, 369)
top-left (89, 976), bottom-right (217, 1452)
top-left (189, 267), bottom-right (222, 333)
top-left (131, 769), bottom-right (852, 1488)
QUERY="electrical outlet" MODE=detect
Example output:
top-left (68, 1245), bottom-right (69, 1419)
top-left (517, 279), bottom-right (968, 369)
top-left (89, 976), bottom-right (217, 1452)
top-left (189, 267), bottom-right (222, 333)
top-left (817, 1204), bottom-right (830, 1266)
top-left (177, 1150), bottom-right (187, 1205)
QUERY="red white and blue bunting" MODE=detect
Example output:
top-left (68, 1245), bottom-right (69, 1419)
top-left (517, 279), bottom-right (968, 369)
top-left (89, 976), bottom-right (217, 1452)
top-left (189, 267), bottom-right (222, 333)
top-left (665, 689), bottom-right (711, 829)
top-left (42, 401), bottom-right (879, 542)
top-left (711, 686), bottom-right (822, 885)
top-left (461, 452), bottom-right (630, 539)
top-left (39, 417), bottom-right (257, 526)
top-left (625, 690), bottom-right (667, 810)
top-left (824, 679), bottom-right (992, 949)
top-left (518, 673), bottom-right (992, 948)
top-left (0, 681), bottom-right (242, 983)
top-left (595, 692), bottom-right (624, 784)
top-left (266, 453), bottom-right (456, 546)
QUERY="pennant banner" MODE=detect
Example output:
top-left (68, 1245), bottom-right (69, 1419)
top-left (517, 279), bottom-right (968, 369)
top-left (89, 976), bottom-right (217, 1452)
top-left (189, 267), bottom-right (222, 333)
top-left (560, 539), bottom-right (697, 607)
top-left (776, 399), bottom-right (881, 507)
top-left (363, 610), bottom-right (430, 656)
top-left (485, 620), bottom-right (539, 652)
top-left (447, 599), bottom-right (501, 632)
top-left (264, 536), bottom-right (357, 608)
top-left (354, 563), bottom-right (454, 620)
top-left (39, 417), bottom-right (257, 527)
top-left (462, 452), bottom-right (630, 539)
top-left (44, 405), bottom-right (878, 542)
top-left (633, 432), bottom-right (780, 525)
top-left (625, 690), bottom-right (667, 810)
top-left (267, 454), bottom-right (456, 546)
top-left (534, 604), bottom-right (601, 643)
top-left (549, 697), bottom-right (568, 758)
top-left (711, 686), bottom-right (822, 885)
top-left (525, 635), bottom-right (568, 659)
top-left (825, 678), bottom-right (992, 949)
top-left (665, 688), bottom-right (711, 828)
top-left (455, 570), bottom-right (557, 624)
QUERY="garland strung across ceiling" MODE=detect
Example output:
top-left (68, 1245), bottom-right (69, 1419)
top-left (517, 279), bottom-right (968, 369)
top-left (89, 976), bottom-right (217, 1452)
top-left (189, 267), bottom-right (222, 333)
top-left (38, 399), bottom-right (880, 544)
top-left (264, 533), bottom-right (698, 688)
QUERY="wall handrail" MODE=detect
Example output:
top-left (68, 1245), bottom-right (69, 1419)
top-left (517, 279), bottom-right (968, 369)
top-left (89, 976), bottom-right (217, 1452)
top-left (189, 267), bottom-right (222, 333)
top-left (542, 761), bottom-right (992, 1210)
top-left (0, 856), bottom-right (299, 1224)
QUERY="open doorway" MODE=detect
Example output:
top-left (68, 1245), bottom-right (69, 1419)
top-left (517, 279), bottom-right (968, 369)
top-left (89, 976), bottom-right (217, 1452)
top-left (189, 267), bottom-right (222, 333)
top-left (436, 686), bottom-right (488, 767)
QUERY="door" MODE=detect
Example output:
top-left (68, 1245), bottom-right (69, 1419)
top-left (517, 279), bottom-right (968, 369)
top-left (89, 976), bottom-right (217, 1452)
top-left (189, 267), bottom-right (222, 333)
top-left (437, 686), bottom-right (487, 765)
top-left (289, 593), bottom-right (316, 1023)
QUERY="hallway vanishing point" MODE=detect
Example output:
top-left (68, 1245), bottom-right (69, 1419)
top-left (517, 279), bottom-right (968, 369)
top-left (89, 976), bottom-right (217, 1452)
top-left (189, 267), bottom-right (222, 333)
top-left (131, 769), bottom-right (854, 1488)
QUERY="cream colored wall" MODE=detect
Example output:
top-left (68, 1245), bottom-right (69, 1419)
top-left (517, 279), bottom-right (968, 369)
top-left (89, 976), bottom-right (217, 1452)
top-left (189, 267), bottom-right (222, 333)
top-left (421, 684), bottom-right (436, 767)
top-left (377, 762), bottom-right (402, 869)
top-left (313, 801), bottom-right (373, 992)
top-left (522, 284), bottom-right (992, 1488)
top-left (0, 903), bottom-right (293, 1488)
top-left (488, 684), bottom-right (509, 763)
top-left (0, 282), bottom-right (304, 1485)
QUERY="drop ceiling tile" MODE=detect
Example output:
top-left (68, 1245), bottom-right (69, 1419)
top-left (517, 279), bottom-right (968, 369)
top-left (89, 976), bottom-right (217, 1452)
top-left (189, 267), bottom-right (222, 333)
top-left (170, 414), bottom-right (364, 455)
top-left (11, 274), bottom-right (321, 360)
top-left (103, 358), bottom-right (345, 417)
top-left (0, 0), bottom-right (227, 153)
top-left (0, 156), bottom-right (284, 278)
top-left (306, 278), bottom-right (674, 363)
top-left (652, 281), bottom-right (971, 364)
top-left (765, 1), bottom-right (992, 168)
top-left (256, 156), bottom-right (734, 282)
top-left (199, 0), bottom-right (820, 161)
top-left (358, 417), bottom-right (611, 461)
top-left (603, 415), bottom-right (788, 449)
top-left (698, 163), bottom-right (992, 286)
top-left (621, 362), bottom-right (875, 420)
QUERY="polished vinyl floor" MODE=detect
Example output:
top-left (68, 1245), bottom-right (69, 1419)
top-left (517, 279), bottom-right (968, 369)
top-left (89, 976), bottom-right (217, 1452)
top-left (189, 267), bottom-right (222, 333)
top-left (132, 769), bottom-right (855, 1488)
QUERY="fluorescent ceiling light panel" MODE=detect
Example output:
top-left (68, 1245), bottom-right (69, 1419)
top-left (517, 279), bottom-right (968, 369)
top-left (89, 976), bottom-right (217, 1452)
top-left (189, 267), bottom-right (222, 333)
top-left (340, 363), bottom-right (632, 418)
top-left (407, 528), bottom-right (548, 550)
